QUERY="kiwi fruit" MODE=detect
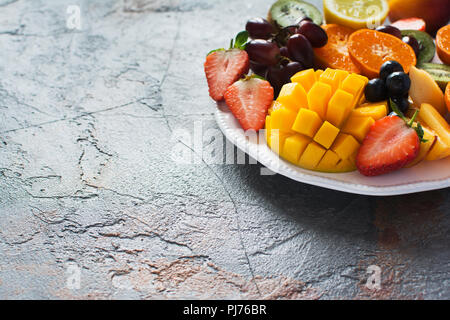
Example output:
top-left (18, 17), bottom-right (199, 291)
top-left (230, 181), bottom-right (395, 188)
top-left (401, 30), bottom-right (435, 65)
top-left (418, 63), bottom-right (450, 91)
top-left (268, 0), bottom-right (323, 29)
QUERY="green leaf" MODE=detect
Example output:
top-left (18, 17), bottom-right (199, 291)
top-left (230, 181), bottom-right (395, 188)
top-left (206, 48), bottom-right (225, 56)
top-left (389, 99), bottom-right (407, 122)
top-left (234, 31), bottom-right (249, 50)
top-left (414, 122), bottom-right (428, 143)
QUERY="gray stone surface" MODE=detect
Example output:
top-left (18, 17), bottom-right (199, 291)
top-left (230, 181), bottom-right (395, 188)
top-left (0, 0), bottom-right (448, 300)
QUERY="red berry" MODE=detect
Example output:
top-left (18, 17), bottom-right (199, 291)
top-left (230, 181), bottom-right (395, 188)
top-left (224, 77), bottom-right (274, 131)
top-left (356, 116), bottom-right (419, 176)
top-left (204, 49), bottom-right (250, 101)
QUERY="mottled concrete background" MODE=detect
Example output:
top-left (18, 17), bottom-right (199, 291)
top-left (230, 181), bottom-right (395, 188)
top-left (0, 0), bottom-right (448, 300)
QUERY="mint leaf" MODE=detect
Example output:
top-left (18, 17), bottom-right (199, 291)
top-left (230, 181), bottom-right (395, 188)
top-left (234, 31), bottom-right (249, 50)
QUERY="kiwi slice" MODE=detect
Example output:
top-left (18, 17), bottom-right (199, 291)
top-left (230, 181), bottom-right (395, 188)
top-left (418, 63), bottom-right (450, 91)
top-left (268, 0), bottom-right (323, 29)
top-left (401, 30), bottom-right (435, 65)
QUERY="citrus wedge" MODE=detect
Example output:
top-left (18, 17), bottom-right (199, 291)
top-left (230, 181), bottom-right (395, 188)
top-left (323, 0), bottom-right (389, 30)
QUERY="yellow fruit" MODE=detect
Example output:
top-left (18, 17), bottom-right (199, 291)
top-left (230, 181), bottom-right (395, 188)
top-left (409, 66), bottom-right (447, 116)
top-left (425, 137), bottom-right (450, 161)
top-left (405, 125), bottom-right (436, 167)
top-left (323, 0), bottom-right (389, 30)
top-left (353, 102), bottom-right (388, 120)
top-left (277, 83), bottom-right (308, 112)
top-left (266, 68), bottom-right (371, 173)
top-left (342, 115), bottom-right (375, 143)
top-left (292, 108), bottom-right (323, 137)
top-left (308, 82), bottom-right (332, 119)
top-left (419, 103), bottom-right (450, 147)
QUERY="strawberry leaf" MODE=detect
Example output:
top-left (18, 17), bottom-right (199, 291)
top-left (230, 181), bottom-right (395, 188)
top-left (206, 48), bottom-right (225, 56)
top-left (234, 31), bottom-right (249, 50)
top-left (414, 122), bottom-right (428, 143)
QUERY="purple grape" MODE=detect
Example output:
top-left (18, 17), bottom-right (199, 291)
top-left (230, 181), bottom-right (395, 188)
top-left (266, 61), bottom-right (304, 97)
top-left (245, 39), bottom-right (280, 66)
top-left (246, 18), bottom-right (275, 40)
top-left (296, 21), bottom-right (328, 48)
top-left (402, 36), bottom-right (421, 58)
top-left (250, 61), bottom-right (267, 77)
top-left (287, 34), bottom-right (314, 68)
top-left (375, 25), bottom-right (402, 39)
top-left (279, 46), bottom-right (291, 59)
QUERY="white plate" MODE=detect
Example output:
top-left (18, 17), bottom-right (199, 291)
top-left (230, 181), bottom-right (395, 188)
top-left (215, 102), bottom-right (450, 196)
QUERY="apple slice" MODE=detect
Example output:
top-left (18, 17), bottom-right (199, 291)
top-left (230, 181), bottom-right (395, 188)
top-left (419, 103), bottom-right (450, 146)
top-left (409, 66), bottom-right (447, 116)
top-left (405, 125), bottom-right (436, 167)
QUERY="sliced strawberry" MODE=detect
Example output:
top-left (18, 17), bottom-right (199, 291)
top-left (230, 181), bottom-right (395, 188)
top-left (204, 49), bottom-right (249, 101)
top-left (356, 115), bottom-right (420, 176)
top-left (224, 77), bottom-right (274, 131)
top-left (391, 18), bottom-right (426, 32)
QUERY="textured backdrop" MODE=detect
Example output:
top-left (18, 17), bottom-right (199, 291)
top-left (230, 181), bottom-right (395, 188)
top-left (0, 0), bottom-right (449, 299)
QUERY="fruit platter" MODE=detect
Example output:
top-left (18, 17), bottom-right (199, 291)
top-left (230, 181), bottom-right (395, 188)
top-left (204, 0), bottom-right (450, 195)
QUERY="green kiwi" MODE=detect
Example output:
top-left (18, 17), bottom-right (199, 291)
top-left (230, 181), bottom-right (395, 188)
top-left (268, 0), bottom-right (323, 29)
top-left (401, 30), bottom-right (435, 65)
top-left (418, 63), bottom-right (450, 91)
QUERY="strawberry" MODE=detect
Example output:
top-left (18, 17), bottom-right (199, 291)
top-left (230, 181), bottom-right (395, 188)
top-left (204, 49), bottom-right (249, 101)
top-left (224, 76), bottom-right (274, 131)
top-left (356, 115), bottom-right (420, 176)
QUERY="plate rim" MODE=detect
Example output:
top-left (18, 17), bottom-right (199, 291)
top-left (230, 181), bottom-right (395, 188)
top-left (215, 105), bottom-right (450, 196)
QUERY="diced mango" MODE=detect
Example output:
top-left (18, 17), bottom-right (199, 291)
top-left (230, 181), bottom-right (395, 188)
top-left (277, 83), bottom-right (308, 112)
top-left (269, 130), bottom-right (291, 154)
top-left (313, 121), bottom-right (340, 149)
top-left (352, 103), bottom-right (387, 121)
top-left (342, 115), bottom-right (374, 143)
top-left (418, 103), bottom-right (450, 147)
top-left (331, 133), bottom-right (360, 160)
top-left (341, 74), bottom-right (368, 98)
top-left (316, 150), bottom-right (341, 172)
top-left (335, 70), bottom-right (349, 85)
top-left (307, 82), bottom-right (332, 119)
top-left (335, 159), bottom-right (357, 172)
top-left (298, 142), bottom-right (327, 170)
top-left (291, 69), bottom-right (316, 92)
top-left (425, 136), bottom-right (450, 161)
top-left (406, 126), bottom-right (436, 167)
top-left (315, 69), bottom-right (324, 80)
top-left (271, 108), bottom-right (297, 133)
top-left (292, 108), bottom-right (323, 137)
top-left (326, 89), bottom-right (354, 128)
top-left (281, 134), bottom-right (311, 164)
top-left (319, 68), bottom-right (340, 94)
top-left (268, 101), bottom-right (284, 115)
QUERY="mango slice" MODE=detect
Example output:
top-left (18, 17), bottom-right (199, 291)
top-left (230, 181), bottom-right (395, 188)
top-left (265, 68), bottom-right (375, 173)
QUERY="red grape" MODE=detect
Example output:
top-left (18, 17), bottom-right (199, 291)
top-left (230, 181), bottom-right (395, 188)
top-left (250, 61), bottom-right (267, 77)
top-left (287, 34), bottom-right (314, 68)
top-left (279, 46), bottom-right (291, 59)
top-left (246, 18), bottom-right (275, 40)
top-left (402, 36), bottom-right (421, 58)
top-left (296, 21), bottom-right (328, 48)
top-left (266, 61), bottom-right (304, 97)
top-left (375, 25), bottom-right (402, 39)
top-left (245, 40), bottom-right (280, 66)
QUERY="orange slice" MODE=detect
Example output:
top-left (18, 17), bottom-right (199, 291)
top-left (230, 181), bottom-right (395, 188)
top-left (347, 29), bottom-right (417, 79)
top-left (314, 24), bottom-right (361, 74)
top-left (436, 25), bottom-right (450, 66)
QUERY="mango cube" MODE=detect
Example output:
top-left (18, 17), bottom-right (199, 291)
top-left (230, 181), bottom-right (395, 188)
top-left (342, 115), bottom-right (375, 143)
top-left (281, 134), bottom-right (311, 164)
top-left (319, 68), bottom-right (341, 94)
top-left (271, 108), bottom-right (297, 133)
top-left (313, 121), bottom-right (340, 149)
top-left (277, 83), bottom-right (308, 112)
top-left (269, 130), bottom-right (291, 154)
top-left (291, 69), bottom-right (316, 92)
top-left (335, 159), bottom-right (357, 172)
top-left (292, 108), bottom-right (322, 137)
top-left (268, 101), bottom-right (284, 115)
top-left (326, 89), bottom-right (354, 128)
top-left (316, 150), bottom-right (341, 172)
top-left (265, 115), bottom-right (272, 145)
top-left (331, 133), bottom-right (360, 160)
top-left (315, 69), bottom-right (324, 80)
top-left (298, 142), bottom-right (327, 169)
top-left (335, 70), bottom-right (349, 85)
top-left (307, 82), bottom-right (332, 119)
top-left (352, 103), bottom-right (387, 120)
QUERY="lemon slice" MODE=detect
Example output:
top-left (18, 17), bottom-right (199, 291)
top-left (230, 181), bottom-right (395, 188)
top-left (323, 0), bottom-right (389, 30)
